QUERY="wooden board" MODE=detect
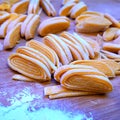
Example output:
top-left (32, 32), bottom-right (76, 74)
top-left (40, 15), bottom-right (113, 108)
top-left (0, 0), bottom-right (120, 119)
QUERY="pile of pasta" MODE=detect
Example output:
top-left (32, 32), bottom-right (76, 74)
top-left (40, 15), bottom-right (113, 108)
top-left (1, 0), bottom-right (120, 99)
top-left (0, 11), bottom-right (70, 49)
top-left (8, 32), bottom-right (120, 99)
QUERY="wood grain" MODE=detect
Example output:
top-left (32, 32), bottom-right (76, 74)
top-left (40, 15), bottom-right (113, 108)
top-left (0, 0), bottom-right (120, 120)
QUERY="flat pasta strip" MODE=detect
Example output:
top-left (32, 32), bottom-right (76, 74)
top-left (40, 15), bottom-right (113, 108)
top-left (4, 23), bottom-right (21, 49)
top-left (8, 53), bottom-right (51, 81)
top-left (12, 74), bottom-right (37, 82)
top-left (10, 0), bottom-right (29, 14)
top-left (44, 85), bottom-right (97, 99)
top-left (70, 60), bottom-right (115, 77)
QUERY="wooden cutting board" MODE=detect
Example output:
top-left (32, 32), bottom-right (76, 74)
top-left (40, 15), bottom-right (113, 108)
top-left (0, 0), bottom-right (120, 119)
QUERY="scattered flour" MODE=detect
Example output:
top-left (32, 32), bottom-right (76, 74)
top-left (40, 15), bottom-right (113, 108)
top-left (0, 87), bottom-right (93, 120)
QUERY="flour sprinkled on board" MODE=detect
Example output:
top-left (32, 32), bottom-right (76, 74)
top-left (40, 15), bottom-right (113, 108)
top-left (0, 86), bottom-right (93, 120)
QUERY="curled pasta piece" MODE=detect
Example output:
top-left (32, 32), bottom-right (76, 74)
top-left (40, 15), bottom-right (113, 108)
top-left (38, 16), bottom-right (70, 36)
top-left (60, 69), bottom-right (113, 93)
top-left (8, 53), bottom-right (51, 81)
top-left (54, 64), bottom-right (103, 82)
top-left (16, 46), bottom-right (57, 73)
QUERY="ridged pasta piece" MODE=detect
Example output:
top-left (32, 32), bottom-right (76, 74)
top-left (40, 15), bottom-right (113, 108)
top-left (60, 36), bottom-right (89, 60)
top-left (26, 40), bottom-right (60, 68)
top-left (8, 53), bottom-right (51, 81)
top-left (73, 33), bottom-right (95, 58)
top-left (40, 0), bottom-right (56, 16)
top-left (48, 34), bottom-right (73, 63)
top-left (25, 14), bottom-right (40, 40)
top-left (43, 35), bottom-right (69, 65)
top-left (60, 31), bottom-right (89, 56)
top-left (21, 14), bottom-right (35, 38)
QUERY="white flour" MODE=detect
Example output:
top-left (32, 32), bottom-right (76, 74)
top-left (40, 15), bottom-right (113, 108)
top-left (0, 87), bottom-right (93, 120)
